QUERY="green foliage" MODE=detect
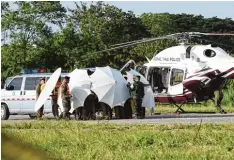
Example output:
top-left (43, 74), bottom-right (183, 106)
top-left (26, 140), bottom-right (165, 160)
top-left (1, 1), bottom-right (66, 79)
top-left (223, 80), bottom-right (234, 107)
top-left (2, 122), bottom-right (234, 160)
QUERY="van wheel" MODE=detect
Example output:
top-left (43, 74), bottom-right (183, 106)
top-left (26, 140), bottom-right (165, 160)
top-left (1, 104), bottom-right (10, 120)
top-left (29, 114), bottom-right (36, 119)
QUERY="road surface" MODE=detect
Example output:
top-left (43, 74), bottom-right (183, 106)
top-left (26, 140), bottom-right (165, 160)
top-left (2, 113), bottom-right (234, 125)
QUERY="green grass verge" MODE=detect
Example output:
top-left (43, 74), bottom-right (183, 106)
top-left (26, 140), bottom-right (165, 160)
top-left (154, 105), bottom-right (234, 113)
top-left (2, 122), bottom-right (234, 160)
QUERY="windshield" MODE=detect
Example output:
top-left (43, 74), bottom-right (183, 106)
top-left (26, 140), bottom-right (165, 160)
top-left (2, 77), bottom-right (13, 89)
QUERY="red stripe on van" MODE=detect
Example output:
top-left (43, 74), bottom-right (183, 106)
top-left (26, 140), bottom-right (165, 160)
top-left (22, 98), bottom-right (25, 100)
top-left (7, 98), bottom-right (10, 101)
top-left (17, 98), bottom-right (20, 100)
top-left (12, 98), bottom-right (15, 100)
top-left (2, 99), bottom-right (5, 101)
top-left (27, 98), bottom-right (30, 100)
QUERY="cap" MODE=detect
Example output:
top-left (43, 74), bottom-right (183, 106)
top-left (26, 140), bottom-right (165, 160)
top-left (64, 76), bottom-right (70, 80)
top-left (40, 77), bottom-right (45, 81)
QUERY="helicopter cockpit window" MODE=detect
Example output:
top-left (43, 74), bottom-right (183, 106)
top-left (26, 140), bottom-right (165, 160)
top-left (204, 49), bottom-right (216, 58)
top-left (170, 69), bottom-right (184, 86)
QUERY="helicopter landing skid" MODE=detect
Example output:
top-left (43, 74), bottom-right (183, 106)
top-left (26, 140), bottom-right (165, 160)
top-left (174, 101), bottom-right (186, 113)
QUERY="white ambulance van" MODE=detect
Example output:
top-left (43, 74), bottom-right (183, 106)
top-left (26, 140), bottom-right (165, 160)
top-left (1, 69), bottom-right (68, 120)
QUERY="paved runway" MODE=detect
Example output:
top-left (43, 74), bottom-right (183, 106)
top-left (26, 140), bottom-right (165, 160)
top-left (2, 113), bottom-right (234, 125)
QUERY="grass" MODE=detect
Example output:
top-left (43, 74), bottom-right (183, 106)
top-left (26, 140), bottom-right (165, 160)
top-left (154, 104), bottom-right (234, 114)
top-left (2, 122), bottom-right (234, 160)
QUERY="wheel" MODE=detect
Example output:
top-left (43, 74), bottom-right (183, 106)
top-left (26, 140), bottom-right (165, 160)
top-left (1, 103), bottom-right (10, 120)
top-left (29, 114), bottom-right (36, 119)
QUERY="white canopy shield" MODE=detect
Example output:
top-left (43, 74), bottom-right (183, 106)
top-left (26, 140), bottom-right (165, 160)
top-left (58, 68), bottom-right (91, 113)
top-left (68, 68), bottom-right (91, 90)
top-left (126, 69), bottom-right (155, 110)
top-left (90, 66), bottom-right (130, 108)
top-left (69, 86), bottom-right (91, 113)
top-left (34, 68), bottom-right (61, 112)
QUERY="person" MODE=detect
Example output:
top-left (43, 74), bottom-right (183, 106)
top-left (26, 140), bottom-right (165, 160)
top-left (127, 75), bottom-right (145, 119)
top-left (82, 92), bottom-right (96, 120)
top-left (51, 77), bottom-right (62, 119)
top-left (211, 76), bottom-right (227, 114)
top-left (59, 76), bottom-right (72, 120)
top-left (35, 77), bottom-right (46, 120)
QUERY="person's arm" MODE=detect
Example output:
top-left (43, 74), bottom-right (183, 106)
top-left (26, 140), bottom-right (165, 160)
top-left (143, 83), bottom-right (150, 87)
top-left (35, 85), bottom-right (40, 100)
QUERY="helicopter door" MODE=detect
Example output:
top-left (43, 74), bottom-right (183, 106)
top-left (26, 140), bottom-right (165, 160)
top-left (135, 65), bottom-right (147, 77)
top-left (120, 60), bottom-right (136, 73)
top-left (168, 67), bottom-right (185, 95)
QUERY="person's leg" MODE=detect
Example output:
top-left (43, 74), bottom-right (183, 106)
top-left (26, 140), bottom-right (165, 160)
top-left (214, 90), bottom-right (222, 112)
top-left (62, 101), bottom-right (68, 119)
top-left (141, 107), bottom-right (145, 119)
top-left (136, 99), bottom-right (142, 119)
top-left (134, 99), bottom-right (141, 118)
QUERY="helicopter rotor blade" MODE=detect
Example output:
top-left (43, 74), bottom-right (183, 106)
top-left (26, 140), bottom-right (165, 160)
top-left (96, 36), bottom-right (171, 53)
top-left (111, 38), bottom-right (150, 47)
top-left (187, 32), bottom-right (234, 36)
top-left (95, 32), bottom-right (234, 54)
top-left (201, 33), bottom-right (234, 36)
top-left (196, 37), bottom-right (234, 49)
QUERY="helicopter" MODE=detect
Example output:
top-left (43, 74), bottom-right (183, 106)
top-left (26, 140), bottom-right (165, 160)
top-left (96, 32), bottom-right (234, 112)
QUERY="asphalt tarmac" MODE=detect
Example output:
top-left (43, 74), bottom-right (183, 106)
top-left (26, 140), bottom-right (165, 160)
top-left (2, 113), bottom-right (234, 125)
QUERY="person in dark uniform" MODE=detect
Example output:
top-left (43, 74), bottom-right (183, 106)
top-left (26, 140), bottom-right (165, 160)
top-left (59, 76), bottom-right (72, 120)
top-left (51, 77), bottom-right (62, 119)
top-left (123, 74), bottom-right (133, 119)
top-left (35, 77), bottom-right (46, 120)
top-left (127, 75), bottom-right (145, 119)
top-left (210, 76), bottom-right (227, 114)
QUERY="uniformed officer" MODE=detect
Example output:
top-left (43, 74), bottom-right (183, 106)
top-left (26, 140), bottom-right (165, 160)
top-left (59, 76), bottom-right (72, 120)
top-left (212, 76), bottom-right (227, 114)
top-left (127, 75), bottom-right (145, 119)
top-left (51, 77), bottom-right (62, 119)
top-left (121, 73), bottom-right (133, 119)
top-left (36, 77), bottom-right (46, 119)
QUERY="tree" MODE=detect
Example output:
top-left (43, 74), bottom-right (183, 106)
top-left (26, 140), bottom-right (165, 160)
top-left (1, 1), bottom-right (67, 79)
top-left (69, 2), bottom-right (150, 69)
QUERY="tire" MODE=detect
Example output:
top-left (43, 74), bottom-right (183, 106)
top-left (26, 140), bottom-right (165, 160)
top-left (1, 103), bottom-right (10, 120)
top-left (29, 114), bottom-right (36, 119)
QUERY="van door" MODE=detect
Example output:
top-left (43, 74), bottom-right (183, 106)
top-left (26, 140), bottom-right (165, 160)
top-left (4, 77), bottom-right (23, 113)
top-left (22, 77), bottom-right (52, 114)
top-left (168, 67), bottom-right (185, 95)
top-left (22, 77), bottom-right (40, 113)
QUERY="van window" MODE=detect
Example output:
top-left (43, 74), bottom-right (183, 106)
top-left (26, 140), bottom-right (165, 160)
top-left (8, 77), bottom-right (23, 90)
top-left (24, 77), bottom-right (41, 90)
top-left (170, 69), bottom-right (184, 86)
